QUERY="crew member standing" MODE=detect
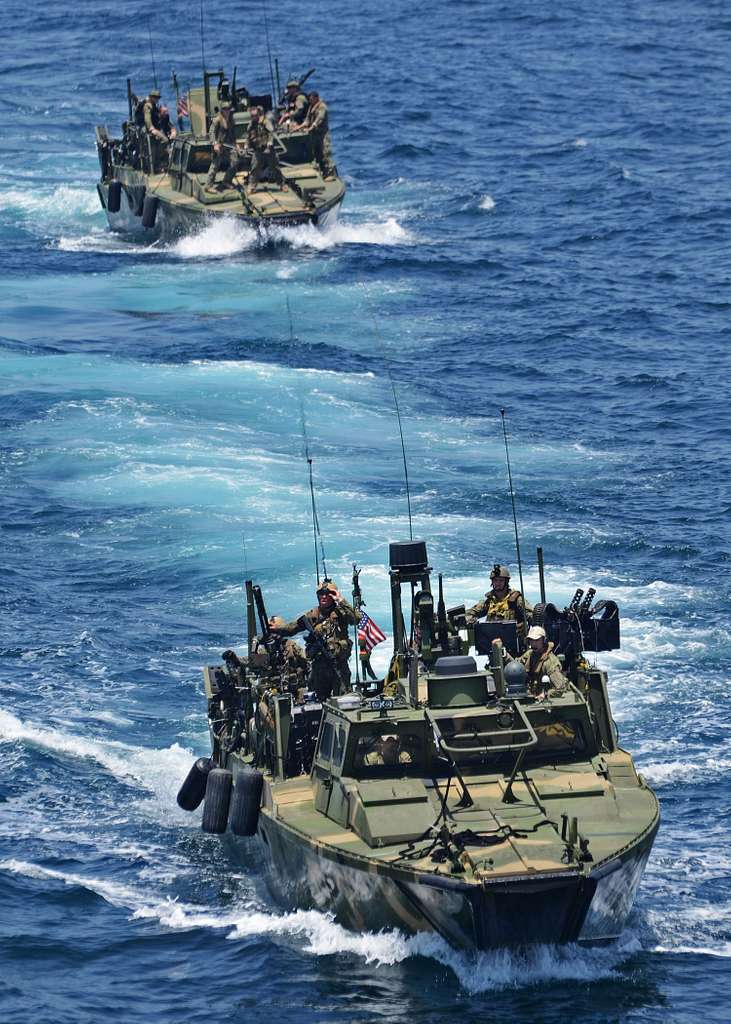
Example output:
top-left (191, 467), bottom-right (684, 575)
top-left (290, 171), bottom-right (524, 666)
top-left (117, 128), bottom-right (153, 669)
top-left (465, 564), bottom-right (531, 639)
top-left (268, 580), bottom-right (357, 700)
top-left (304, 91), bottom-right (335, 179)
top-left (205, 101), bottom-right (239, 191)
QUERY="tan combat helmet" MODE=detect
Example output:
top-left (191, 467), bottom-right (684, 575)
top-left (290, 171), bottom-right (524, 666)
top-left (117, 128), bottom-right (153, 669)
top-left (316, 578), bottom-right (337, 595)
top-left (526, 625), bottom-right (547, 641)
top-left (149, 89), bottom-right (161, 100)
top-left (490, 564), bottom-right (511, 580)
top-left (286, 79), bottom-right (299, 89)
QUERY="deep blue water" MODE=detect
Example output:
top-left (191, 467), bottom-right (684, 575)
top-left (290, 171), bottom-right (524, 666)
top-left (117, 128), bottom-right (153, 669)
top-left (1, 1), bottom-right (730, 1021)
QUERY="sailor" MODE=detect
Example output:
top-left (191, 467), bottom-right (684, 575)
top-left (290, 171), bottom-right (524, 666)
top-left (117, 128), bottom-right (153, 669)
top-left (204, 101), bottom-right (239, 192)
top-left (465, 564), bottom-right (531, 636)
top-left (143, 89), bottom-right (167, 143)
top-left (268, 579), bottom-right (357, 700)
top-left (278, 80), bottom-right (308, 129)
top-left (158, 105), bottom-right (177, 141)
top-left (359, 638), bottom-right (378, 681)
top-left (304, 91), bottom-right (335, 179)
top-left (246, 106), bottom-right (281, 191)
top-left (494, 626), bottom-right (569, 698)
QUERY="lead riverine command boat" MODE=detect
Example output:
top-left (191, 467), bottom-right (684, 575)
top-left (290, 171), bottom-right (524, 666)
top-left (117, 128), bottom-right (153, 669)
top-left (177, 540), bottom-right (659, 951)
top-left (95, 68), bottom-right (346, 237)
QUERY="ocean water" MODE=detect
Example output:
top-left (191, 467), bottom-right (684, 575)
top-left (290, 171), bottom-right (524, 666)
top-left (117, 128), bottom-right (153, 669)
top-left (1, 1), bottom-right (730, 1021)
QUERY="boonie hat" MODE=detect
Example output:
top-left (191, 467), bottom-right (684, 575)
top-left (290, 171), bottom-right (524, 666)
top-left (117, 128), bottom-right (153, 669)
top-left (527, 626), bottom-right (547, 641)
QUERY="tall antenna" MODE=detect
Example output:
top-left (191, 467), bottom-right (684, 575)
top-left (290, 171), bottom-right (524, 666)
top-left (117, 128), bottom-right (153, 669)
top-left (359, 284), bottom-right (413, 539)
top-left (299, 400), bottom-right (328, 584)
top-left (262, 1), bottom-right (277, 102)
top-left (199, 0), bottom-right (206, 83)
top-left (147, 28), bottom-right (158, 90)
top-left (285, 293), bottom-right (295, 344)
top-left (500, 408), bottom-right (525, 600)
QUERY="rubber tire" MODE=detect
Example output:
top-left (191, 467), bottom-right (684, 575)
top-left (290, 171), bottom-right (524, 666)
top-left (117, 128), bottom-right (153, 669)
top-left (107, 180), bottom-right (122, 213)
top-left (202, 768), bottom-right (232, 834)
top-left (229, 768), bottom-right (264, 837)
top-left (141, 194), bottom-right (159, 229)
top-left (176, 757), bottom-right (212, 811)
top-left (134, 186), bottom-right (146, 217)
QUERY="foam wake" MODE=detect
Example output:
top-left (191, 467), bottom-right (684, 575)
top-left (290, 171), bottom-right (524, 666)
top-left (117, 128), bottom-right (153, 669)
top-left (170, 215), bottom-right (412, 259)
top-left (0, 709), bottom-right (194, 814)
top-left (0, 858), bottom-right (635, 989)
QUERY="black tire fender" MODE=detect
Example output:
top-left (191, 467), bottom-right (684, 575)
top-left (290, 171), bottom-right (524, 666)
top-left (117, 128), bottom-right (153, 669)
top-left (202, 768), bottom-right (232, 834)
top-left (107, 180), bottom-right (122, 213)
top-left (176, 757), bottom-right (212, 811)
top-left (141, 194), bottom-right (159, 229)
top-left (229, 768), bottom-right (264, 837)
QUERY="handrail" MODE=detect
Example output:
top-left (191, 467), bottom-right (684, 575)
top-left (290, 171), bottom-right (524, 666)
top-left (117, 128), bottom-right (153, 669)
top-left (426, 702), bottom-right (538, 755)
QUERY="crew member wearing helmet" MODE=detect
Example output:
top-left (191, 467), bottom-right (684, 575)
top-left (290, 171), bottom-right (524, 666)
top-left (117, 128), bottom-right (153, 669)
top-left (465, 564), bottom-right (531, 634)
top-left (494, 626), bottom-right (569, 698)
top-left (268, 580), bottom-right (357, 700)
top-left (143, 89), bottom-right (167, 142)
top-left (204, 101), bottom-right (240, 192)
top-left (245, 106), bottom-right (281, 192)
top-left (278, 80), bottom-right (308, 128)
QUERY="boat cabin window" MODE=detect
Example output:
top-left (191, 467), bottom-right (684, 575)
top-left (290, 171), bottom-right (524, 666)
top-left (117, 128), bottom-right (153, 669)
top-left (184, 144), bottom-right (212, 173)
top-left (316, 719), bottom-right (334, 765)
top-left (439, 712), bottom-right (589, 767)
top-left (169, 141), bottom-right (184, 172)
top-left (353, 728), bottom-right (424, 777)
top-left (315, 716), bottom-right (347, 770)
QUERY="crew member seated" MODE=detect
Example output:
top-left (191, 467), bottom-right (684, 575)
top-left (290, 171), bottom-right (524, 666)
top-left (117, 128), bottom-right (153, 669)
top-left (357, 734), bottom-right (418, 768)
top-left (493, 625), bottom-right (569, 699)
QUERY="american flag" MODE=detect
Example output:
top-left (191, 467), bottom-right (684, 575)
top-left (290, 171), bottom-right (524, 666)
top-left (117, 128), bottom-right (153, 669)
top-left (177, 95), bottom-right (189, 119)
top-left (358, 611), bottom-right (386, 652)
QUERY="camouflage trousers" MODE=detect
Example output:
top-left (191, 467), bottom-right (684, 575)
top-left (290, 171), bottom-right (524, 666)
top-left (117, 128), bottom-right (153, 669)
top-left (309, 652), bottom-right (351, 701)
top-left (249, 148), bottom-right (280, 189)
top-left (205, 147), bottom-right (243, 187)
top-left (312, 130), bottom-right (334, 178)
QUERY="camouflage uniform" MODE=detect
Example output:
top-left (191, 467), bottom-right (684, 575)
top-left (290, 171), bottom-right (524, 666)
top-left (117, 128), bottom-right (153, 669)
top-left (272, 598), bottom-right (357, 700)
top-left (246, 117), bottom-right (279, 189)
top-left (206, 110), bottom-right (239, 188)
top-left (143, 97), bottom-right (164, 138)
top-left (508, 642), bottom-right (569, 697)
top-left (284, 90), bottom-right (308, 126)
top-left (305, 99), bottom-right (335, 177)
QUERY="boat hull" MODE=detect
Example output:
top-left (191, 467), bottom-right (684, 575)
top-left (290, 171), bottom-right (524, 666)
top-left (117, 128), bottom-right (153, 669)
top-left (226, 810), bottom-right (658, 951)
top-left (97, 180), bottom-right (343, 241)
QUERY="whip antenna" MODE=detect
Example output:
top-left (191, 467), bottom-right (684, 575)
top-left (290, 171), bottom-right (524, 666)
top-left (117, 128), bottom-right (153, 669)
top-left (299, 400), bottom-right (328, 584)
top-left (199, 0), bottom-right (206, 83)
top-left (262, 1), bottom-right (277, 103)
top-left (500, 408), bottom-right (525, 600)
top-left (148, 28), bottom-right (158, 90)
top-left (359, 284), bottom-right (413, 540)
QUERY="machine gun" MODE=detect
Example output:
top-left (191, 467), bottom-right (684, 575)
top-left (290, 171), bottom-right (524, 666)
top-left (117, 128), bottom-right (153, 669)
top-left (299, 613), bottom-right (340, 671)
top-left (532, 587), bottom-right (620, 676)
top-left (252, 585), bottom-right (286, 672)
top-left (276, 67), bottom-right (316, 109)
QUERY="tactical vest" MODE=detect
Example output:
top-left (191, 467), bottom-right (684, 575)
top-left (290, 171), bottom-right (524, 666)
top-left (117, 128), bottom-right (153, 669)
top-left (485, 590), bottom-right (522, 620)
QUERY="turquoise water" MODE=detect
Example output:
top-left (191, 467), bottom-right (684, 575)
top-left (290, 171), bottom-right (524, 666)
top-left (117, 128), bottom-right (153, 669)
top-left (1, 2), bottom-right (730, 1021)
